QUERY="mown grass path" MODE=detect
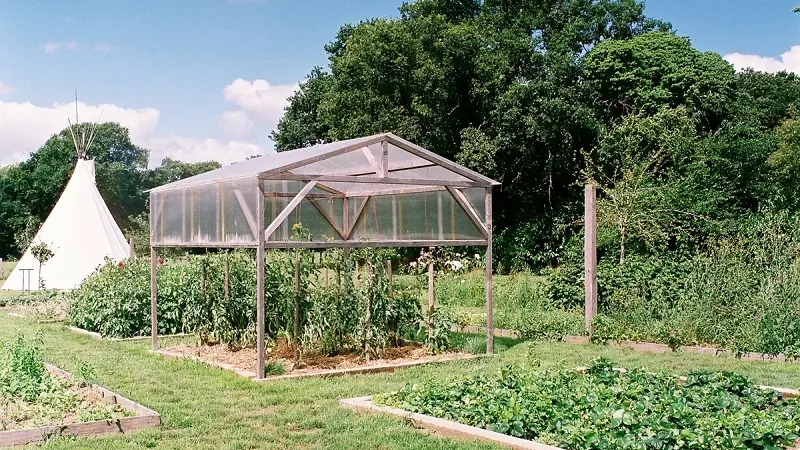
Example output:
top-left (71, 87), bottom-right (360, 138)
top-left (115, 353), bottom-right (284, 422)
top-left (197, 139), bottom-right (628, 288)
top-left (3, 313), bottom-right (800, 449)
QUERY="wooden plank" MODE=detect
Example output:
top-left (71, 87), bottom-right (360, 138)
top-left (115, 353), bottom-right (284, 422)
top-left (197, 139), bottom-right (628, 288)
top-left (344, 161), bottom-right (436, 178)
top-left (485, 188), bottom-right (493, 355)
top-left (445, 186), bottom-right (488, 238)
top-left (348, 185), bottom-right (445, 198)
top-left (381, 139), bottom-right (389, 178)
top-left (361, 147), bottom-right (381, 175)
top-left (584, 184), bottom-right (597, 334)
top-left (428, 262), bottom-right (435, 342)
top-left (340, 396), bottom-right (558, 450)
top-left (263, 181), bottom-right (318, 241)
top-left (150, 247), bottom-right (157, 350)
top-left (262, 172), bottom-right (484, 188)
top-left (233, 188), bottom-right (259, 239)
top-left (261, 239), bottom-right (488, 249)
top-left (256, 186), bottom-right (265, 380)
top-left (259, 134), bottom-right (387, 176)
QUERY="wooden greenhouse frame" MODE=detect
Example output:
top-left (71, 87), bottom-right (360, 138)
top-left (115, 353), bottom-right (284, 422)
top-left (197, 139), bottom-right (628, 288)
top-left (148, 133), bottom-right (500, 379)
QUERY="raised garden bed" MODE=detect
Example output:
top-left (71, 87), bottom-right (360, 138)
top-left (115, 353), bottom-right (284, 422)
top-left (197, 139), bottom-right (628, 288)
top-left (157, 341), bottom-right (485, 381)
top-left (0, 337), bottom-right (160, 447)
top-left (68, 326), bottom-right (191, 342)
top-left (347, 359), bottom-right (800, 450)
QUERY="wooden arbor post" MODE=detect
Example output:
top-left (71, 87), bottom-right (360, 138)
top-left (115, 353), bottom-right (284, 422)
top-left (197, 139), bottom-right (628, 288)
top-left (485, 187), bottom-right (493, 355)
top-left (256, 185), bottom-right (266, 380)
top-left (584, 184), bottom-right (598, 333)
top-left (150, 246), bottom-right (157, 350)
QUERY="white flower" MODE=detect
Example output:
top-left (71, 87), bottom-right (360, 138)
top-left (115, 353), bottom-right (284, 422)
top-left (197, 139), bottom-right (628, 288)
top-left (474, 254), bottom-right (481, 260)
top-left (409, 262), bottom-right (417, 268)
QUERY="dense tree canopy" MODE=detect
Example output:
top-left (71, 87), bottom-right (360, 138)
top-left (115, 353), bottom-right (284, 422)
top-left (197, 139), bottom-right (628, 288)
top-left (272, 0), bottom-right (800, 271)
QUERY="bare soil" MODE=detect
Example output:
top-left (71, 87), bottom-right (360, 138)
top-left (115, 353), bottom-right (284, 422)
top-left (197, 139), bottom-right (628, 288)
top-left (164, 340), bottom-right (471, 378)
top-left (0, 368), bottom-right (130, 432)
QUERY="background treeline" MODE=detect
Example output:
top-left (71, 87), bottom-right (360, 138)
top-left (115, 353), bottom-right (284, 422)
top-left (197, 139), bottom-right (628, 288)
top-left (271, 0), bottom-right (800, 274)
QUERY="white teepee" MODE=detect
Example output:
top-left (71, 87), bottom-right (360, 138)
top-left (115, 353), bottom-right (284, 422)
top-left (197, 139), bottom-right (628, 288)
top-left (2, 112), bottom-right (130, 291)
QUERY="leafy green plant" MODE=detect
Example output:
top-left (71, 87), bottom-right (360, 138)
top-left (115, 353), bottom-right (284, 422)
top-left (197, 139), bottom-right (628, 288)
top-left (377, 359), bottom-right (800, 450)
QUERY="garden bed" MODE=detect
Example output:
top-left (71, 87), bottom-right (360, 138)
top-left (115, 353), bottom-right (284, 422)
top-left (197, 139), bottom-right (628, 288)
top-left (355, 359), bottom-right (800, 450)
top-left (157, 341), bottom-right (484, 381)
top-left (0, 337), bottom-right (160, 447)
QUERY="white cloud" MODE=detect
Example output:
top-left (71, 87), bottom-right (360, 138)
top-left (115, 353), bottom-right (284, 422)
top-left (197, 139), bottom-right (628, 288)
top-left (41, 41), bottom-right (79, 54)
top-left (218, 110), bottom-right (255, 138)
top-left (0, 100), bottom-right (159, 165)
top-left (143, 137), bottom-right (263, 168)
top-left (724, 46), bottom-right (800, 74)
top-left (0, 82), bottom-right (13, 96)
top-left (222, 78), bottom-right (298, 131)
top-left (0, 98), bottom-right (265, 168)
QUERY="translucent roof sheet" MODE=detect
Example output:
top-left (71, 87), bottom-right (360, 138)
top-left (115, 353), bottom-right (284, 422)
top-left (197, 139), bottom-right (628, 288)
top-left (149, 133), bottom-right (499, 194)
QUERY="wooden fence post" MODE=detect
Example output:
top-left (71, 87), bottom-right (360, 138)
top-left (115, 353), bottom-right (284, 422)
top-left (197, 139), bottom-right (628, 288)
top-left (129, 238), bottom-right (135, 259)
top-left (150, 247), bottom-right (157, 350)
top-left (585, 184), bottom-right (598, 334)
top-left (428, 261), bottom-right (435, 342)
top-left (386, 260), bottom-right (393, 298)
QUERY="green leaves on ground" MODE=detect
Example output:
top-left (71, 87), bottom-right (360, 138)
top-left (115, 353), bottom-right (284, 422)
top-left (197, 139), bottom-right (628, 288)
top-left (378, 358), bottom-right (800, 450)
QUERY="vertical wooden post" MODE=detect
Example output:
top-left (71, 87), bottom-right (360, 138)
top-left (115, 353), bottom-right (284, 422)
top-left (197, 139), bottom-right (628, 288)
top-left (365, 263), bottom-right (373, 362)
top-left (129, 238), bottom-right (135, 259)
top-left (224, 255), bottom-right (230, 302)
top-left (293, 249), bottom-right (301, 365)
top-left (585, 184), bottom-right (598, 334)
top-left (427, 261), bottom-right (435, 342)
top-left (150, 247), bottom-right (158, 350)
top-left (386, 260), bottom-right (393, 298)
top-left (256, 187), bottom-right (265, 380)
top-left (485, 188), bottom-right (493, 355)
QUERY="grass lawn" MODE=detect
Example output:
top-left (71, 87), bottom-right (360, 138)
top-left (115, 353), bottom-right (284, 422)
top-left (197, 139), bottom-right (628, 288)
top-left (3, 314), bottom-right (800, 448)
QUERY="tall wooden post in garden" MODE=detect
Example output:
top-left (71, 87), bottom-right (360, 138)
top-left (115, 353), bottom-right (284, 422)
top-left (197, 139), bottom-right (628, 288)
top-left (150, 247), bottom-right (157, 350)
top-left (485, 188), bottom-right (493, 354)
top-left (129, 238), bottom-right (135, 259)
top-left (585, 184), bottom-right (598, 333)
top-left (256, 188), bottom-right (265, 380)
top-left (428, 261), bottom-right (435, 341)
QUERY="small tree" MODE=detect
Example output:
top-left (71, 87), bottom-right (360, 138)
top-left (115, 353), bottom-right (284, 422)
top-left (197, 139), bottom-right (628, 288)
top-left (13, 216), bottom-right (41, 255)
top-left (29, 241), bottom-right (54, 289)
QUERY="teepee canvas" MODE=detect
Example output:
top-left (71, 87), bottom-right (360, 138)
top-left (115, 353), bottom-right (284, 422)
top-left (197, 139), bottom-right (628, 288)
top-left (2, 113), bottom-right (130, 291)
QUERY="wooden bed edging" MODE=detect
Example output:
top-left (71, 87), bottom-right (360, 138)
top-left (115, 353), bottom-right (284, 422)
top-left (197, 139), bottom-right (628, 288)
top-left (451, 325), bottom-right (799, 363)
top-left (342, 372), bottom-right (800, 450)
top-left (155, 349), bottom-right (490, 382)
top-left (340, 396), bottom-right (562, 450)
top-left (0, 364), bottom-right (160, 448)
top-left (67, 326), bottom-right (190, 342)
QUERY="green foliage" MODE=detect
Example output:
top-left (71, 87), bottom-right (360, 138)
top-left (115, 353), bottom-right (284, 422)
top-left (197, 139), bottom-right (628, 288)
top-left (69, 248), bottom-right (422, 359)
top-left (377, 359), bottom-right (800, 450)
top-left (12, 216), bottom-right (40, 255)
top-left (0, 333), bottom-right (129, 430)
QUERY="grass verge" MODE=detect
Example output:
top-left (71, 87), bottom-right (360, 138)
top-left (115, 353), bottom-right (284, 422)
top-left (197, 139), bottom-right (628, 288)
top-left (2, 314), bottom-right (800, 449)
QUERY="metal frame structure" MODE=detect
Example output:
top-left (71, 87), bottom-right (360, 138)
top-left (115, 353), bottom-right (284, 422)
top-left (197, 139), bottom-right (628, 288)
top-left (148, 133), bottom-right (499, 379)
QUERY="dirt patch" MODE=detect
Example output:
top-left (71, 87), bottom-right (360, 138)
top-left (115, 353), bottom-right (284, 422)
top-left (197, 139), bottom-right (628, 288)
top-left (162, 341), bottom-right (474, 379)
top-left (0, 368), bottom-right (131, 432)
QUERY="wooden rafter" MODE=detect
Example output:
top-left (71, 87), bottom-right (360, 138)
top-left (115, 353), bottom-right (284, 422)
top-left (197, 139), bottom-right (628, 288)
top-left (263, 181), bottom-right (318, 241)
top-left (446, 186), bottom-right (489, 239)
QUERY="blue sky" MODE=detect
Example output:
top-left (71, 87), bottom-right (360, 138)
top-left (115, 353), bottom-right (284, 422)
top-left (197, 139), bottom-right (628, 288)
top-left (0, 0), bottom-right (798, 166)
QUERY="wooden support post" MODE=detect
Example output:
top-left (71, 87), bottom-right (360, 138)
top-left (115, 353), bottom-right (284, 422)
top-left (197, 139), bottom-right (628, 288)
top-left (584, 184), bottom-right (598, 334)
top-left (129, 238), bottom-right (135, 259)
top-left (428, 261), bottom-right (435, 342)
top-left (293, 249), bottom-right (301, 365)
top-left (224, 255), bottom-right (230, 302)
top-left (256, 187), bottom-right (266, 380)
top-left (386, 260), bottom-right (393, 298)
top-left (485, 188), bottom-right (493, 355)
top-left (365, 264), bottom-right (373, 362)
top-left (150, 247), bottom-right (158, 350)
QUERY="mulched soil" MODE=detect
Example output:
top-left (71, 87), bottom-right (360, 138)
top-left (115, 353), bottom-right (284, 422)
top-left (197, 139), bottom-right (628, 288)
top-left (164, 339), bottom-right (469, 377)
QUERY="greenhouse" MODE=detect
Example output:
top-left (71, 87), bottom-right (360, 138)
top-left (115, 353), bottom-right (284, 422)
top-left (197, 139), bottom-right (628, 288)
top-left (147, 132), bottom-right (500, 379)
